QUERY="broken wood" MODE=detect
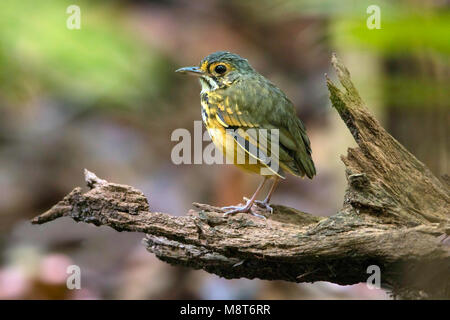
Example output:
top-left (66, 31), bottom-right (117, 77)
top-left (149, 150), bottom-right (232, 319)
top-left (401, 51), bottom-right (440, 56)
top-left (32, 54), bottom-right (450, 299)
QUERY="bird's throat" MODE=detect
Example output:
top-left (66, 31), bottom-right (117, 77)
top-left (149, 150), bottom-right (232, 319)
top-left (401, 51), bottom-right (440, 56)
top-left (200, 76), bottom-right (219, 94)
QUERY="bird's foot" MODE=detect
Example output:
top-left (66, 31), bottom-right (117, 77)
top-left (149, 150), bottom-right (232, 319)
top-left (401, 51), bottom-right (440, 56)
top-left (254, 199), bottom-right (274, 214)
top-left (222, 201), bottom-right (251, 216)
top-left (222, 200), bottom-right (266, 219)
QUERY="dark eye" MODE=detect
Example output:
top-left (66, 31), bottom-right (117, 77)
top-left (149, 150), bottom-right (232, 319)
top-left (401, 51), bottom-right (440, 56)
top-left (214, 64), bottom-right (227, 74)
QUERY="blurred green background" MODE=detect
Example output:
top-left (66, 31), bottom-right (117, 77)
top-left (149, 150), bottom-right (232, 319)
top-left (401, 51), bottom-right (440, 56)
top-left (0, 0), bottom-right (448, 299)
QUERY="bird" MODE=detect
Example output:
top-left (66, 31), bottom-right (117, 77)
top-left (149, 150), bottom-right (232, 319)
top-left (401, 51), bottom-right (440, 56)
top-left (176, 51), bottom-right (315, 218)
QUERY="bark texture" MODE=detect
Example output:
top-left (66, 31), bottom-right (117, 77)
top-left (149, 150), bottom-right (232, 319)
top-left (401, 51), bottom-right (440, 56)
top-left (32, 54), bottom-right (450, 299)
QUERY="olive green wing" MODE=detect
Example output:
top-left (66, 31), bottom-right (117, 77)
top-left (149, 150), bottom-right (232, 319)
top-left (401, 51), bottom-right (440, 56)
top-left (216, 77), bottom-right (316, 179)
top-left (207, 88), bottom-right (286, 178)
top-left (261, 81), bottom-right (316, 179)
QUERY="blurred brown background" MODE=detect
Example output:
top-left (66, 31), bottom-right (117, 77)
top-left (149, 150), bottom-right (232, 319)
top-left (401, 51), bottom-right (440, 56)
top-left (0, 0), bottom-right (448, 299)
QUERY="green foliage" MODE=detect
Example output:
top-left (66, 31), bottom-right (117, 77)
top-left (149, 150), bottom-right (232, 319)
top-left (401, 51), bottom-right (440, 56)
top-left (383, 75), bottom-right (450, 109)
top-left (0, 0), bottom-right (171, 109)
top-left (332, 12), bottom-right (450, 56)
top-left (257, 0), bottom-right (449, 56)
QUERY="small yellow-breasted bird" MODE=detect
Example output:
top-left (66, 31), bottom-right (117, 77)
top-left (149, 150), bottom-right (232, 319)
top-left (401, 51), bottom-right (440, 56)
top-left (176, 51), bottom-right (315, 217)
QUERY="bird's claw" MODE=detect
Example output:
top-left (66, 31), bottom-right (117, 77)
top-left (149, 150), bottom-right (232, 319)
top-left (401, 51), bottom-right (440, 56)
top-left (222, 205), bottom-right (251, 216)
top-left (222, 200), bottom-right (266, 219)
top-left (249, 211), bottom-right (267, 219)
top-left (254, 200), bottom-right (274, 214)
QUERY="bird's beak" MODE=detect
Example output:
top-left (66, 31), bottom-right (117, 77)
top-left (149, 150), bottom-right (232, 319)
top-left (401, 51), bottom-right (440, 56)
top-left (175, 66), bottom-right (204, 76)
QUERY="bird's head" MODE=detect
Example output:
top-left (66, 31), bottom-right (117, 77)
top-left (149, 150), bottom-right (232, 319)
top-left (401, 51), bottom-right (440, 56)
top-left (175, 51), bottom-right (254, 92)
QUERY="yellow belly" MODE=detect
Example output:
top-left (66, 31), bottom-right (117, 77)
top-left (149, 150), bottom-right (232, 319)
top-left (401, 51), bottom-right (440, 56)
top-left (207, 124), bottom-right (270, 175)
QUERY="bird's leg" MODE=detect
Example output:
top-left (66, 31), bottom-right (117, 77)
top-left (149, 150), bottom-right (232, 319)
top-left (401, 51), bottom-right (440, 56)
top-left (255, 176), bottom-right (280, 213)
top-left (222, 177), bottom-right (268, 218)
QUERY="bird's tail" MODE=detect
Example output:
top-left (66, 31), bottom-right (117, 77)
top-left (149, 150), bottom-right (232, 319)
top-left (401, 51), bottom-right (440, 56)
top-left (293, 118), bottom-right (316, 179)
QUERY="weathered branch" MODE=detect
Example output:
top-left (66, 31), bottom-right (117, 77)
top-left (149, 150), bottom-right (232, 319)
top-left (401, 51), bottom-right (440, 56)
top-left (32, 55), bottom-right (449, 299)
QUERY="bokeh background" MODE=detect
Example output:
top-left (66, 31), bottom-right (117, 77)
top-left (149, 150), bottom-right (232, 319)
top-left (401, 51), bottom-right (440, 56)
top-left (0, 0), bottom-right (448, 299)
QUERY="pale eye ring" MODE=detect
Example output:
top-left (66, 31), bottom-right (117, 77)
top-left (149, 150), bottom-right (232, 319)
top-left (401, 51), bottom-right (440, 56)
top-left (214, 64), bottom-right (227, 74)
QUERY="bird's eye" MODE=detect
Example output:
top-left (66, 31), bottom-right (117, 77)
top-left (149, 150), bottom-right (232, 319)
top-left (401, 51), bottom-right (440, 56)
top-left (214, 64), bottom-right (227, 74)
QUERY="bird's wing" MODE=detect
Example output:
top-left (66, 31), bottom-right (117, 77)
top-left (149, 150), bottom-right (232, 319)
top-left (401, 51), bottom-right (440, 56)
top-left (206, 89), bottom-right (285, 177)
top-left (211, 77), bottom-right (316, 178)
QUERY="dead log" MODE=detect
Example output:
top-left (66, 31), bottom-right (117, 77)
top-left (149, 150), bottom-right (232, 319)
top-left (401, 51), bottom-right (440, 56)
top-left (32, 54), bottom-right (450, 299)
